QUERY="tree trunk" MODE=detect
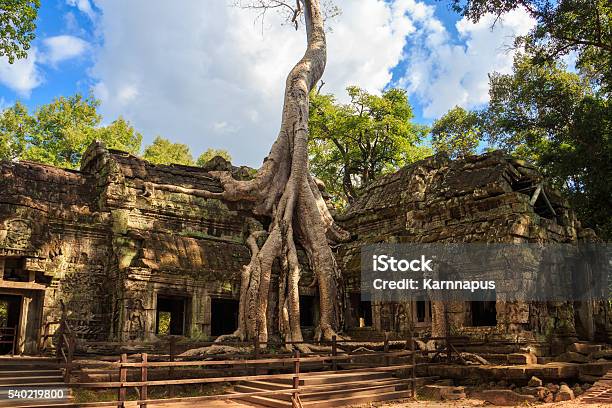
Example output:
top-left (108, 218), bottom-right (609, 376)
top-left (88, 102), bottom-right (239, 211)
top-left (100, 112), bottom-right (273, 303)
top-left (211, 0), bottom-right (349, 345)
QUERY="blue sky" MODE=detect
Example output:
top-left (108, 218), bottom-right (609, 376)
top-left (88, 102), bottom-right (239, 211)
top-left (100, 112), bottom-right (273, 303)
top-left (0, 1), bottom-right (535, 167)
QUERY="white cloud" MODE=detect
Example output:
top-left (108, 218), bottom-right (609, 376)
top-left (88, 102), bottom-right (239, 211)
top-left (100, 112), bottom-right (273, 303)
top-left (89, 0), bottom-right (414, 167)
top-left (0, 49), bottom-right (43, 97)
top-left (42, 35), bottom-right (89, 65)
top-left (66, 0), bottom-right (97, 21)
top-left (399, 3), bottom-right (536, 118)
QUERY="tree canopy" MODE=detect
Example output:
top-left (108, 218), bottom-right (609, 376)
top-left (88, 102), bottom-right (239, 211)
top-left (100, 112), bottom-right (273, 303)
top-left (0, 95), bottom-right (142, 169)
top-left (483, 55), bottom-right (611, 239)
top-left (196, 148), bottom-right (232, 166)
top-left (0, 0), bottom-right (39, 63)
top-left (309, 86), bottom-right (430, 206)
top-left (430, 106), bottom-right (482, 158)
top-left (143, 136), bottom-right (194, 166)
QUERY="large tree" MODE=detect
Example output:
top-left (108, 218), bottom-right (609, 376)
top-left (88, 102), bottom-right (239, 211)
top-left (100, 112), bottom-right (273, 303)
top-left (309, 86), bottom-right (429, 206)
top-left (200, 0), bottom-right (350, 345)
top-left (196, 148), bottom-right (232, 166)
top-left (484, 56), bottom-right (611, 239)
top-left (430, 106), bottom-right (482, 159)
top-left (0, 95), bottom-right (142, 168)
top-left (0, 0), bottom-right (39, 63)
top-left (143, 136), bottom-right (194, 166)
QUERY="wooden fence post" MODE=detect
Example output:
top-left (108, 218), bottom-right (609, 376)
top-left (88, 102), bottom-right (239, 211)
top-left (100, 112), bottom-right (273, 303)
top-left (383, 332), bottom-right (389, 366)
top-left (169, 338), bottom-right (175, 398)
top-left (118, 353), bottom-right (127, 408)
top-left (292, 350), bottom-right (300, 408)
top-left (410, 335), bottom-right (416, 400)
top-left (331, 335), bottom-right (337, 371)
top-left (253, 334), bottom-right (260, 375)
top-left (140, 353), bottom-right (148, 408)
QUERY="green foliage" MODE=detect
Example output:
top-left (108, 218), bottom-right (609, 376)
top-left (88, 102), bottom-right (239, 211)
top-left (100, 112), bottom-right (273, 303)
top-left (0, 0), bottom-right (40, 63)
top-left (0, 94), bottom-right (143, 168)
top-left (451, 0), bottom-right (611, 92)
top-left (0, 300), bottom-right (7, 327)
top-left (96, 117), bottom-right (143, 156)
top-left (0, 101), bottom-right (30, 160)
top-left (431, 106), bottom-right (482, 158)
top-left (157, 312), bottom-right (171, 335)
top-left (196, 148), bottom-right (232, 166)
top-left (143, 136), bottom-right (194, 166)
top-left (309, 86), bottom-right (431, 207)
top-left (484, 56), bottom-right (612, 239)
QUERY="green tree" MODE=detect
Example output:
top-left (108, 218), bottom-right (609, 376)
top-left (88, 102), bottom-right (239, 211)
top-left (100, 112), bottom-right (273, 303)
top-left (196, 148), bottom-right (232, 166)
top-left (484, 55), bottom-right (611, 239)
top-left (431, 106), bottom-right (482, 158)
top-left (21, 94), bottom-right (101, 168)
top-left (309, 86), bottom-right (431, 206)
top-left (451, 0), bottom-right (612, 92)
top-left (0, 0), bottom-right (40, 63)
top-left (143, 136), bottom-right (194, 166)
top-left (96, 117), bottom-right (142, 156)
top-left (0, 101), bottom-right (31, 161)
top-left (0, 95), bottom-right (143, 168)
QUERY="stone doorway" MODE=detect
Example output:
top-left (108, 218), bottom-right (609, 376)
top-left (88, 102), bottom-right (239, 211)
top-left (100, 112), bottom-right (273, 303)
top-left (299, 295), bottom-right (316, 327)
top-left (0, 294), bottom-right (21, 354)
top-left (156, 295), bottom-right (187, 336)
top-left (470, 301), bottom-right (497, 327)
top-left (357, 300), bottom-right (372, 327)
top-left (210, 298), bottom-right (238, 337)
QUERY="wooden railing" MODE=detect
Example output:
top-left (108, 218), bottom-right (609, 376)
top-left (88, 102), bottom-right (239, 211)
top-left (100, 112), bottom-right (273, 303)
top-left (0, 326), bottom-right (17, 355)
top-left (38, 320), bottom-right (60, 353)
top-left (64, 336), bottom-right (426, 408)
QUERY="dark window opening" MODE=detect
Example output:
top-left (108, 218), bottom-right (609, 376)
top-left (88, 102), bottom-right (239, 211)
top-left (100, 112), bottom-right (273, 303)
top-left (357, 301), bottom-right (372, 327)
top-left (300, 295), bottom-right (315, 327)
top-left (511, 179), bottom-right (559, 222)
top-left (156, 295), bottom-right (187, 336)
top-left (416, 300), bottom-right (426, 323)
top-left (532, 192), bottom-right (557, 220)
top-left (210, 298), bottom-right (238, 336)
top-left (470, 301), bottom-right (497, 327)
top-left (0, 294), bottom-right (21, 354)
top-left (3, 258), bottom-right (27, 282)
top-left (34, 272), bottom-right (52, 285)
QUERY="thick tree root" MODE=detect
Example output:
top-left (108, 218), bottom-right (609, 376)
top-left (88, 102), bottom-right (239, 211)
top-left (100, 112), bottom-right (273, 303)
top-left (209, 0), bottom-right (348, 347)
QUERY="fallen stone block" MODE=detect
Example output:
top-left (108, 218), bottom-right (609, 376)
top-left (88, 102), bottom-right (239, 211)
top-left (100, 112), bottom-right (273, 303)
top-left (554, 384), bottom-right (574, 401)
top-left (568, 343), bottom-right (604, 355)
top-left (527, 376), bottom-right (542, 387)
top-left (478, 389), bottom-right (536, 406)
top-left (421, 385), bottom-right (466, 401)
top-left (556, 351), bottom-right (589, 363)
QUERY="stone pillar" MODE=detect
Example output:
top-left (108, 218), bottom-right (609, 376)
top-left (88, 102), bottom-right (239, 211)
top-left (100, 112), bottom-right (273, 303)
top-left (17, 296), bottom-right (31, 354)
top-left (0, 258), bottom-right (4, 279)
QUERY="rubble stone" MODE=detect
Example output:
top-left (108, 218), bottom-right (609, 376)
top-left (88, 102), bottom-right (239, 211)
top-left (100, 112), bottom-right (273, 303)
top-left (479, 389), bottom-right (536, 406)
top-left (527, 376), bottom-right (542, 387)
top-left (554, 384), bottom-right (574, 401)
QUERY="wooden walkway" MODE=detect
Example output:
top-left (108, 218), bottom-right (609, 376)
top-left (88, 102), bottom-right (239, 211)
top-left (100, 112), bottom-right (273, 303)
top-left (582, 369), bottom-right (612, 404)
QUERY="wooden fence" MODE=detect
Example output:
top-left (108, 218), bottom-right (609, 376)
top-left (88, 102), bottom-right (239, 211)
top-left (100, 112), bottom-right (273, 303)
top-left (60, 335), bottom-right (427, 408)
top-left (0, 326), bottom-right (16, 355)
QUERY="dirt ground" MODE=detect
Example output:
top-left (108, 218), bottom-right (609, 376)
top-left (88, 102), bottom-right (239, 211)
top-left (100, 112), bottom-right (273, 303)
top-left (349, 396), bottom-right (610, 408)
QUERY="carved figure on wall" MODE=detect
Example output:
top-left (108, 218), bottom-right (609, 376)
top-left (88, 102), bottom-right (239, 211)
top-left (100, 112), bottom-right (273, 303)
top-left (0, 219), bottom-right (32, 250)
top-left (128, 299), bottom-right (145, 340)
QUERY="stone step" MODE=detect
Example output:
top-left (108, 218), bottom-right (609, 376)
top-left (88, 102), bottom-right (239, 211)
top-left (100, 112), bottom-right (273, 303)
top-left (275, 370), bottom-right (390, 386)
top-left (0, 376), bottom-right (64, 386)
top-left (0, 370), bottom-right (61, 378)
top-left (237, 378), bottom-right (403, 402)
top-left (238, 389), bottom-right (411, 408)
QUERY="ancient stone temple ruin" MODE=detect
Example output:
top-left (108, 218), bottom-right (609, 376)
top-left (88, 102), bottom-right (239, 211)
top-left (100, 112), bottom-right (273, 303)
top-left (0, 141), bottom-right (609, 354)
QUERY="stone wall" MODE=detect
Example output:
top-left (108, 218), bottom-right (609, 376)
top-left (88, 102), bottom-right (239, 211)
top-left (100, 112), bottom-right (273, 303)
top-left (337, 152), bottom-right (610, 343)
top-left (1, 144), bottom-right (608, 353)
